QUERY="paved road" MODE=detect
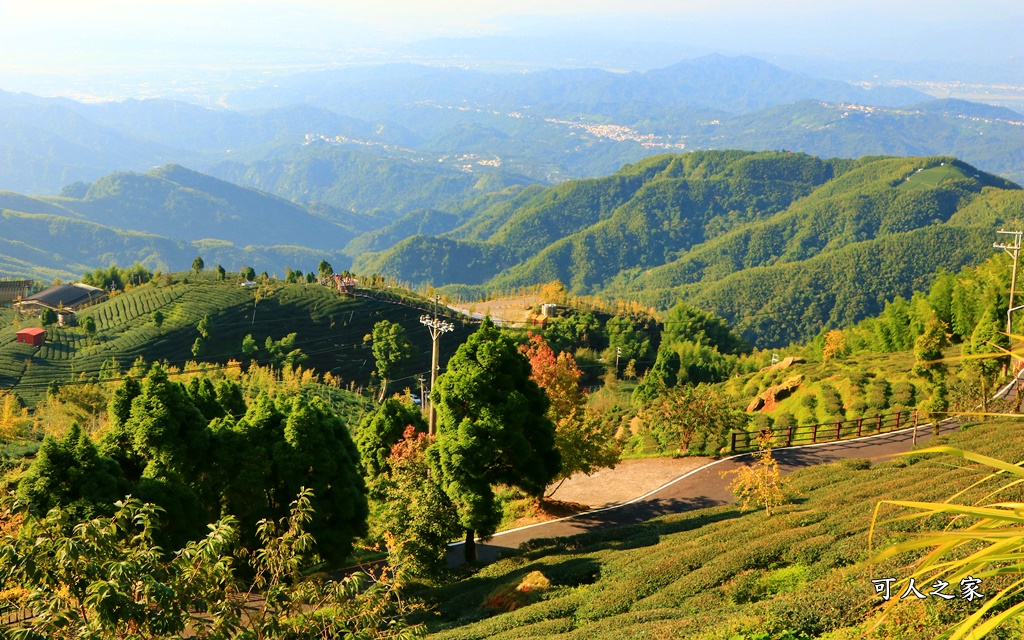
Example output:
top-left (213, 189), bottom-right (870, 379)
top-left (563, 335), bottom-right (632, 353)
top-left (448, 419), bottom-right (965, 564)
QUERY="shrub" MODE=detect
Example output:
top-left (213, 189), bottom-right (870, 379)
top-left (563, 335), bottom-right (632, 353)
top-left (847, 399), bottom-right (868, 417)
top-left (774, 413), bottom-right (796, 431)
top-left (847, 372), bottom-right (868, 390)
top-left (866, 379), bottom-right (890, 410)
top-left (891, 381), bottom-right (915, 406)
top-left (819, 385), bottom-right (844, 416)
top-left (752, 414), bottom-right (773, 432)
top-left (838, 458), bottom-right (871, 471)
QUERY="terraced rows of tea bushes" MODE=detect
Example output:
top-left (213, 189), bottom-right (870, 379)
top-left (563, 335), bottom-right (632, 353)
top-left (1, 279), bottom-right (473, 406)
top-left (88, 285), bottom-right (188, 332)
top-left (421, 419), bottom-right (1024, 639)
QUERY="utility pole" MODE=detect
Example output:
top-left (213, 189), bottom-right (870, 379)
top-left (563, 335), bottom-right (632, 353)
top-left (995, 230), bottom-right (1024, 377)
top-left (616, 346), bottom-right (621, 377)
top-left (416, 374), bottom-right (426, 417)
top-left (420, 295), bottom-right (454, 435)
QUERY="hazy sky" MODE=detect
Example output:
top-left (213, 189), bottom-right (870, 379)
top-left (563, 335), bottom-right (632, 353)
top-left (0, 1), bottom-right (1020, 98)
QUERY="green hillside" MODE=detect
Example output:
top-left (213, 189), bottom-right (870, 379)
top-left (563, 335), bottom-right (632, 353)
top-left (208, 144), bottom-right (534, 216)
top-left (66, 163), bottom-right (357, 250)
top-left (0, 210), bottom-right (349, 281)
top-left (0, 162), bottom-right (402, 279)
top-left (0, 277), bottom-right (473, 407)
top-left (418, 419), bottom-right (1024, 639)
top-left (354, 151), bottom-right (1022, 347)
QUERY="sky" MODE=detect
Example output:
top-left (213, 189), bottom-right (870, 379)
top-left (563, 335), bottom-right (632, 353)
top-left (0, 1), bottom-right (1021, 99)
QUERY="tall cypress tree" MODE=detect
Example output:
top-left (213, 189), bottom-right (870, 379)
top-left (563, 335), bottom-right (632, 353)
top-left (431, 318), bottom-right (561, 561)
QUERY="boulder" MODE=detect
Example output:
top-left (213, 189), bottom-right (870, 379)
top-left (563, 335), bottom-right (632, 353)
top-left (759, 356), bottom-right (806, 373)
top-left (746, 374), bottom-right (804, 413)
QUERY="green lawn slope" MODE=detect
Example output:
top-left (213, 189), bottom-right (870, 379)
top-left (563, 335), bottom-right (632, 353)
top-left (418, 419), bottom-right (1024, 639)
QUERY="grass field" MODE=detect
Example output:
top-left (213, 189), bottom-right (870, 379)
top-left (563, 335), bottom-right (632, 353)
top-left (898, 163), bottom-right (972, 191)
top-left (0, 276), bottom-right (474, 406)
top-left (416, 419), bottom-right (1024, 639)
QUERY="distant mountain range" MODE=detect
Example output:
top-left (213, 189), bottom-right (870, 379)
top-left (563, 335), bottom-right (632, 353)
top-left (1, 55), bottom-right (1022, 203)
top-left (222, 55), bottom-right (930, 115)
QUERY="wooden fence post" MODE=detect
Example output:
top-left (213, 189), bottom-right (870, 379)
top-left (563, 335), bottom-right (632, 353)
top-left (787, 425), bottom-right (793, 446)
top-left (913, 408), bottom-right (919, 446)
top-left (856, 417), bottom-right (863, 438)
top-left (876, 414), bottom-right (882, 433)
top-left (731, 432), bottom-right (737, 453)
top-left (835, 421), bottom-right (841, 441)
top-left (894, 411), bottom-right (902, 431)
top-left (812, 423), bottom-right (818, 444)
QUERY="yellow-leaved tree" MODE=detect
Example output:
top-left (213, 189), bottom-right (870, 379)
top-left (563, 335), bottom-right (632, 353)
top-left (0, 391), bottom-right (30, 440)
top-left (721, 431), bottom-right (789, 516)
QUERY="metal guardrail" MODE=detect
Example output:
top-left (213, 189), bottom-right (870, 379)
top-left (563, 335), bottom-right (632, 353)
top-left (730, 409), bottom-right (918, 453)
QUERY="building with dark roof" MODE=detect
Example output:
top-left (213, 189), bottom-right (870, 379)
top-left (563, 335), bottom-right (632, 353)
top-left (0, 279), bottom-right (31, 306)
top-left (16, 283), bottom-right (106, 314)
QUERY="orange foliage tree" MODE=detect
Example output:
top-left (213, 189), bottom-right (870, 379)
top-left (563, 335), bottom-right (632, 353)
top-left (520, 333), bottom-right (619, 482)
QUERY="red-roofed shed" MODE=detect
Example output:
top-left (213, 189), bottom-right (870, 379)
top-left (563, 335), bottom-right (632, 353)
top-left (16, 327), bottom-right (45, 346)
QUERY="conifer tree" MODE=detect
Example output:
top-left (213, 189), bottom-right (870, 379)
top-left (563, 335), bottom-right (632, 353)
top-left (431, 319), bottom-right (560, 561)
top-left (355, 397), bottom-right (427, 488)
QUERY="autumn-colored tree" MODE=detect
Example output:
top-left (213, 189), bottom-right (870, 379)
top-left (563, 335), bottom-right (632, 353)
top-left (721, 431), bottom-right (789, 516)
top-left (821, 329), bottom-right (848, 361)
top-left (371, 426), bottom-right (459, 582)
top-left (520, 333), bottom-right (619, 480)
top-left (0, 391), bottom-right (30, 440)
top-left (539, 280), bottom-right (568, 305)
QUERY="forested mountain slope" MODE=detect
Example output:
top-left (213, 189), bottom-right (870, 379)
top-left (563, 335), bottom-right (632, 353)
top-left (354, 151), bottom-right (1022, 347)
top-left (0, 164), bottom-right (370, 278)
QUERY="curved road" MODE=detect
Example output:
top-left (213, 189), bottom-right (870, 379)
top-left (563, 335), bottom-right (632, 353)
top-left (448, 419), bottom-right (966, 564)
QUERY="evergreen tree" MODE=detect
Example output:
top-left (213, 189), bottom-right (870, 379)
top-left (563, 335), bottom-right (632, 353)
top-left (197, 314), bottom-right (212, 339)
top-left (273, 395), bottom-right (368, 564)
top-left (431, 319), bottom-right (560, 561)
top-left (968, 300), bottom-right (1009, 382)
top-left (355, 397), bottom-right (427, 489)
top-left (81, 315), bottom-right (96, 341)
top-left (241, 333), bottom-right (259, 361)
top-left (662, 301), bottom-right (749, 355)
top-left (370, 320), bottom-right (413, 402)
top-left (318, 259), bottom-right (334, 280)
top-left (18, 424), bottom-right (128, 520)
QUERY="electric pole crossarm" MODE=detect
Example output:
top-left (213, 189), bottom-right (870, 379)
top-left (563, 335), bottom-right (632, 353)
top-left (995, 229), bottom-right (1024, 338)
top-left (420, 310), bottom-right (454, 436)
